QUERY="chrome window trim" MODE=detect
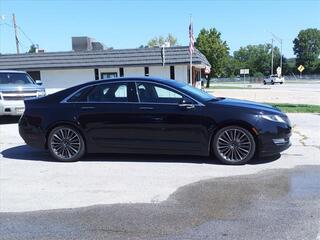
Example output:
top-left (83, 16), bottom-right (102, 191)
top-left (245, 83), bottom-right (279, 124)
top-left (61, 80), bottom-right (205, 107)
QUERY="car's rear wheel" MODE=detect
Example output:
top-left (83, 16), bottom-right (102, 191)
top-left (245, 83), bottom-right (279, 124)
top-left (212, 126), bottom-right (256, 165)
top-left (271, 80), bottom-right (274, 85)
top-left (48, 126), bottom-right (85, 162)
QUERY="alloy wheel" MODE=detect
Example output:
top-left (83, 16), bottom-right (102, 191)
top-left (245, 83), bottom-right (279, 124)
top-left (214, 126), bottom-right (255, 164)
top-left (49, 127), bottom-right (84, 161)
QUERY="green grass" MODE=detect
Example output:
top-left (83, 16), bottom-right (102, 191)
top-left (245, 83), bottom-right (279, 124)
top-left (266, 103), bottom-right (320, 113)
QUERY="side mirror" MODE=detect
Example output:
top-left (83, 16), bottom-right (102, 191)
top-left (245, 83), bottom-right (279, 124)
top-left (35, 80), bottom-right (43, 85)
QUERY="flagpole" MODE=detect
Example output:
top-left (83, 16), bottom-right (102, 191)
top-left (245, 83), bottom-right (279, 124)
top-left (189, 15), bottom-right (193, 85)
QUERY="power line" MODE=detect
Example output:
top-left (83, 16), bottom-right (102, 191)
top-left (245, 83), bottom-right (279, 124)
top-left (0, 20), bottom-right (35, 53)
top-left (1, 22), bottom-right (34, 44)
top-left (17, 25), bottom-right (34, 45)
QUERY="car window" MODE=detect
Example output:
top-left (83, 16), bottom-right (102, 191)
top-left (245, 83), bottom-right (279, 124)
top-left (115, 85), bottom-right (127, 97)
top-left (137, 82), bottom-right (184, 104)
top-left (67, 86), bottom-right (94, 102)
top-left (154, 86), bottom-right (182, 99)
top-left (87, 83), bottom-right (128, 102)
top-left (67, 82), bottom-right (136, 103)
top-left (0, 73), bottom-right (34, 85)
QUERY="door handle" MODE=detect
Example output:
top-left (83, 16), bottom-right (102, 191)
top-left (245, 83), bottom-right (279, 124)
top-left (81, 106), bottom-right (96, 110)
top-left (178, 104), bottom-right (195, 109)
top-left (139, 107), bottom-right (154, 110)
top-left (152, 117), bottom-right (163, 121)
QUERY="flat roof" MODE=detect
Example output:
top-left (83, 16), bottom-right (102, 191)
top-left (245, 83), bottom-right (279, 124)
top-left (0, 46), bottom-right (210, 70)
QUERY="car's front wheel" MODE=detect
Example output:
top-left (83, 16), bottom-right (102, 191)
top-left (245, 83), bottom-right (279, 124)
top-left (212, 126), bottom-right (256, 165)
top-left (48, 126), bottom-right (85, 162)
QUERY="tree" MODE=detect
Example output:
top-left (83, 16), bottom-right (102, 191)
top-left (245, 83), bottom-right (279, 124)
top-left (293, 28), bottom-right (320, 74)
top-left (224, 56), bottom-right (241, 77)
top-left (195, 28), bottom-right (229, 87)
top-left (282, 57), bottom-right (295, 76)
top-left (28, 44), bottom-right (38, 53)
top-left (233, 44), bottom-right (280, 77)
top-left (147, 34), bottom-right (178, 47)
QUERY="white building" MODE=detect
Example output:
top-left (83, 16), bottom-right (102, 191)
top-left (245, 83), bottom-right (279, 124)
top-left (0, 37), bottom-right (210, 89)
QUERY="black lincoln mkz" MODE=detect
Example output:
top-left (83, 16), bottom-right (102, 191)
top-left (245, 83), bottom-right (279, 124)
top-left (19, 77), bottom-right (291, 165)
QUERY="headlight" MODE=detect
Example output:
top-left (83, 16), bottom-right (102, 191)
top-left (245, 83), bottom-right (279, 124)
top-left (37, 90), bottom-right (46, 97)
top-left (261, 114), bottom-right (286, 123)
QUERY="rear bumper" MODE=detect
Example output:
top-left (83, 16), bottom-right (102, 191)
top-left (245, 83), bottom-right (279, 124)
top-left (19, 114), bottom-right (46, 149)
top-left (0, 100), bottom-right (25, 116)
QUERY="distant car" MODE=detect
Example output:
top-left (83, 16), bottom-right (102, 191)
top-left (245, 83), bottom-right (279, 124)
top-left (263, 75), bottom-right (284, 85)
top-left (0, 70), bottom-right (46, 116)
top-left (19, 77), bottom-right (292, 165)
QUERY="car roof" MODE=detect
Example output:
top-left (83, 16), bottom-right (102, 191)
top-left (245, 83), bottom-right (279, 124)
top-left (0, 70), bottom-right (27, 73)
top-left (87, 76), bottom-right (186, 88)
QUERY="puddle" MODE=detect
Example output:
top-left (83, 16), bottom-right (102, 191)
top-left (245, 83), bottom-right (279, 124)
top-left (1, 165), bottom-right (320, 240)
top-left (290, 168), bottom-right (320, 198)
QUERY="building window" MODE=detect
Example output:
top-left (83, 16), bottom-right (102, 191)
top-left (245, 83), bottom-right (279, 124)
top-left (101, 72), bottom-right (117, 79)
top-left (27, 71), bottom-right (41, 81)
top-left (144, 67), bottom-right (149, 76)
top-left (119, 67), bottom-right (124, 77)
top-left (170, 66), bottom-right (175, 80)
top-left (94, 69), bottom-right (99, 80)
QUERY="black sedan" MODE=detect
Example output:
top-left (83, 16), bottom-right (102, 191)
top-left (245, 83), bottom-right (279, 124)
top-left (19, 77), bottom-right (291, 165)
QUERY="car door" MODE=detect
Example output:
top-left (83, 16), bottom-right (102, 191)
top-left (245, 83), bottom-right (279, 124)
top-left (72, 81), bottom-right (140, 153)
top-left (132, 81), bottom-right (209, 155)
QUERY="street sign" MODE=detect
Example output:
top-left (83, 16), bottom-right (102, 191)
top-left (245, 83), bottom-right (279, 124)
top-left (240, 69), bottom-right (249, 75)
top-left (204, 66), bottom-right (211, 74)
top-left (276, 66), bottom-right (282, 77)
top-left (297, 65), bottom-right (305, 72)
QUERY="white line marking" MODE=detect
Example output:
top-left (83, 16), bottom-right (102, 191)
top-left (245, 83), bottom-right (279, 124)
top-left (316, 221), bottom-right (320, 240)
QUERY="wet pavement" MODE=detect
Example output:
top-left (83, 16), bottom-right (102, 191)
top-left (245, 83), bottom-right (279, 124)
top-left (1, 165), bottom-right (319, 240)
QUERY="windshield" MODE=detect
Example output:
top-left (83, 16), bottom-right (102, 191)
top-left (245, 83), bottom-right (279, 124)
top-left (181, 84), bottom-right (215, 101)
top-left (0, 73), bottom-right (35, 85)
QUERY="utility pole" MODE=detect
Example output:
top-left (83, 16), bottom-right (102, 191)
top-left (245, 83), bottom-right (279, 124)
top-left (270, 32), bottom-right (283, 76)
top-left (13, 13), bottom-right (20, 54)
top-left (280, 38), bottom-right (283, 76)
top-left (271, 38), bottom-right (274, 76)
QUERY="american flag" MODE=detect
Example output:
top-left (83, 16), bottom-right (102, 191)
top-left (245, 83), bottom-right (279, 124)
top-left (189, 21), bottom-right (195, 55)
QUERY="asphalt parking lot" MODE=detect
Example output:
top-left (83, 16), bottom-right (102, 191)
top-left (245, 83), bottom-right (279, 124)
top-left (0, 113), bottom-right (319, 239)
top-left (209, 82), bottom-right (320, 105)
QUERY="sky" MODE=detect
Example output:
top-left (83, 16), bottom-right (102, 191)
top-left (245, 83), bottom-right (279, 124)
top-left (0, 0), bottom-right (319, 57)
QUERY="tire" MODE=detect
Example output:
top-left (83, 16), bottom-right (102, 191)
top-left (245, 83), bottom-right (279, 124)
top-left (271, 81), bottom-right (274, 85)
top-left (48, 125), bottom-right (85, 162)
top-left (280, 82), bottom-right (283, 84)
top-left (212, 126), bottom-right (256, 165)
top-left (263, 81), bottom-right (266, 85)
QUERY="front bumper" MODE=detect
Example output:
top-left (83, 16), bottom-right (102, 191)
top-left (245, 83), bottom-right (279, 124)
top-left (257, 116), bottom-right (292, 156)
top-left (0, 100), bottom-right (25, 116)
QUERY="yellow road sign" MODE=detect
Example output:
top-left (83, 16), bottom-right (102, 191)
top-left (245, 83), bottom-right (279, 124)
top-left (298, 65), bottom-right (305, 72)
